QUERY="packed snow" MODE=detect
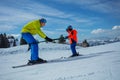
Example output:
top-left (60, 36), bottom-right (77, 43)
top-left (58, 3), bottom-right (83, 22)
top-left (0, 42), bottom-right (120, 80)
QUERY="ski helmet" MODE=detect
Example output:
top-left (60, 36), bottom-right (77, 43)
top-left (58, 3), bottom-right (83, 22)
top-left (66, 25), bottom-right (73, 31)
top-left (40, 18), bottom-right (47, 23)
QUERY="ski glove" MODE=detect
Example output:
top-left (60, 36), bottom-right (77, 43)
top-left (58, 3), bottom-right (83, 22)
top-left (45, 36), bottom-right (53, 42)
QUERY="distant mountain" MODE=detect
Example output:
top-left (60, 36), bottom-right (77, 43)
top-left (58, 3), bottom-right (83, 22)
top-left (87, 37), bottom-right (120, 46)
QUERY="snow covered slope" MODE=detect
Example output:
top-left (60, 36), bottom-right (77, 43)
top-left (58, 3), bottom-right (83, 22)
top-left (0, 42), bottom-right (120, 80)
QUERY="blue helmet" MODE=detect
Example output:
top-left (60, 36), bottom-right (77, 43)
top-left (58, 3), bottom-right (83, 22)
top-left (66, 25), bottom-right (73, 31)
top-left (40, 18), bottom-right (47, 23)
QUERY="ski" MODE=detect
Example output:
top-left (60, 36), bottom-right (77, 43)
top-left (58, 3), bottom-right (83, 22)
top-left (12, 57), bottom-right (64, 68)
top-left (12, 55), bottom-right (84, 68)
top-left (12, 62), bottom-right (47, 68)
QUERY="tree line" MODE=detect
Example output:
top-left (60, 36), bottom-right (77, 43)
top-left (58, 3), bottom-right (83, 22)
top-left (0, 33), bottom-right (18, 48)
top-left (0, 33), bottom-right (89, 48)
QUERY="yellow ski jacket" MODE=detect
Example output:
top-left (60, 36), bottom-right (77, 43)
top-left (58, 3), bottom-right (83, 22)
top-left (21, 20), bottom-right (46, 38)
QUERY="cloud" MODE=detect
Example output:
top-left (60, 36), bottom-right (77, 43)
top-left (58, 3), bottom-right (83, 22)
top-left (0, 0), bottom-right (69, 19)
top-left (112, 25), bottom-right (120, 30)
top-left (0, 0), bottom-right (71, 33)
top-left (91, 28), bottom-right (105, 34)
top-left (90, 25), bottom-right (120, 39)
top-left (0, 25), bottom-right (17, 32)
top-left (0, 6), bottom-right (41, 33)
top-left (0, 0), bottom-right (98, 34)
top-left (0, 0), bottom-right (119, 41)
top-left (54, 0), bottom-right (120, 16)
top-left (71, 17), bottom-right (91, 23)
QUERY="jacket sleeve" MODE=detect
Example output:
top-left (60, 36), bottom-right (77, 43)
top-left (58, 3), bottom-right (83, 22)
top-left (37, 29), bottom-right (46, 39)
top-left (33, 21), bottom-right (46, 39)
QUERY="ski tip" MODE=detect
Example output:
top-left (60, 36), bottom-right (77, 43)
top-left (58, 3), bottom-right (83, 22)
top-left (12, 61), bottom-right (47, 68)
top-left (12, 66), bottom-right (16, 68)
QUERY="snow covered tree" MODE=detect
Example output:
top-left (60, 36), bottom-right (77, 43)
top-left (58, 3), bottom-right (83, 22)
top-left (0, 34), bottom-right (4, 48)
top-left (81, 39), bottom-right (89, 47)
top-left (13, 39), bottom-right (17, 46)
top-left (58, 35), bottom-right (66, 44)
top-left (0, 33), bottom-right (10, 48)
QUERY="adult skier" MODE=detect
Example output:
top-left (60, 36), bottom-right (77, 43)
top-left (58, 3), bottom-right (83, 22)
top-left (65, 25), bottom-right (79, 57)
top-left (21, 18), bottom-right (53, 64)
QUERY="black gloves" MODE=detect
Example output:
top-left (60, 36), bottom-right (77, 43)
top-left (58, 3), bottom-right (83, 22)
top-left (64, 36), bottom-right (76, 43)
top-left (45, 36), bottom-right (53, 42)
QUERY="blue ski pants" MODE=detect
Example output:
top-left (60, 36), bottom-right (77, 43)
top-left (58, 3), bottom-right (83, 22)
top-left (70, 42), bottom-right (77, 55)
top-left (22, 33), bottom-right (39, 61)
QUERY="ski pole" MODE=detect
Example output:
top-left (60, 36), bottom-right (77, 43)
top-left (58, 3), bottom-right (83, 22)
top-left (27, 38), bottom-right (60, 51)
top-left (37, 38), bottom-right (60, 43)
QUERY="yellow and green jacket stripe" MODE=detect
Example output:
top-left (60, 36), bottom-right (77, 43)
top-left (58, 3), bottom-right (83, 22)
top-left (21, 20), bottom-right (46, 38)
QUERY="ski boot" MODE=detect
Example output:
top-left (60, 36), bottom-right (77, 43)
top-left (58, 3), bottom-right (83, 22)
top-left (70, 53), bottom-right (80, 57)
top-left (27, 58), bottom-right (47, 65)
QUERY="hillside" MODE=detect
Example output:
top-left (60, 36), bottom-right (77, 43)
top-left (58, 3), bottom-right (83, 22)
top-left (0, 42), bottom-right (120, 80)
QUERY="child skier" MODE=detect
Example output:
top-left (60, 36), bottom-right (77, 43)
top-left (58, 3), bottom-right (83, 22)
top-left (65, 25), bottom-right (79, 57)
top-left (21, 18), bottom-right (53, 64)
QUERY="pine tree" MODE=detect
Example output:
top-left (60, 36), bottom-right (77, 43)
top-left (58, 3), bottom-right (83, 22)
top-left (0, 33), bottom-right (8, 48)
top-left (81, 39), bottom-right (89, 47)
top-left (0, 34), bottom-right (3, 48)
top-left (4, 33), bottom-right (9, 48)
top-left (2, 34), bottom-right (5, 48)
top-left (58, 35), bottom-right (66, 44)
top-left (13, 39), bottom-right (16, 46)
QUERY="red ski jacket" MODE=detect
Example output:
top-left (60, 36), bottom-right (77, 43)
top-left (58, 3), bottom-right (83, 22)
top-left (67, 29), bottom-right (78, 44)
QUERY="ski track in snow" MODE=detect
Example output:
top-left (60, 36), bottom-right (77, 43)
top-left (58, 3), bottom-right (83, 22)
top-left (0, 42), bottom-right (120, 80)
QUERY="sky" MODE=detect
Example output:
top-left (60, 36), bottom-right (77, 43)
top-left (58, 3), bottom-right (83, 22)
top-left (0, 0), bottom-right (120, 41)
